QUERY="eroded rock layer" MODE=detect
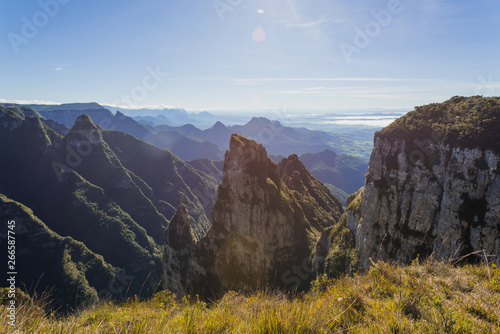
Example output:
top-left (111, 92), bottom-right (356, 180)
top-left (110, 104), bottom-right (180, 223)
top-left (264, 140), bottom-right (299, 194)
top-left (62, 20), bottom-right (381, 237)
top-left (347, 96), bottom-right (500, 268)
top-left (163, 134), bottom-right (344, 298)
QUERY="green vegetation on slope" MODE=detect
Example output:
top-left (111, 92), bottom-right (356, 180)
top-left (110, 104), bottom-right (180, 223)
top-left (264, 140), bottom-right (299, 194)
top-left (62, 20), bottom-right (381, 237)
top-left (278, 153), bottom-right (344, 231)
top-left (0, 106), bottom-right (163, 307)
top-left (325, 184), bottom-right (348, 206)
top-left (346, 187), bottom-right (364, 218)
top-left (3, 260), bottom-right (499, 333)
top-left (0, 104), bottom-right (42, 118)
top-left (102, 129), bottom-right (218, 238)
top-left (0, 193), bottom-right (119, 312)
top-left (324, 220), bottom-right (360, 278)
top-left (59, 115), bottom-right (169, 244)
top-left (377, 96), bottom-right (500, 153)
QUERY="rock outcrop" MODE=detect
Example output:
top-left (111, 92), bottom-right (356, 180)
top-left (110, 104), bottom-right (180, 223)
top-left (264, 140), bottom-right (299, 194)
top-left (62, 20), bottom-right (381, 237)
top-left (347, 96), bottom-right (500, 268)
top-left (162, 196), bottom-right (196, 298)
top-left (163, 134), bottom-right (345, 298)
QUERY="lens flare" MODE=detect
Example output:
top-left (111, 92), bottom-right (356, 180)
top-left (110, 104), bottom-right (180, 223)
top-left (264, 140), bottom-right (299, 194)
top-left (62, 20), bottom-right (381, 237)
top-left (252, 27), bottom-right (266, 42)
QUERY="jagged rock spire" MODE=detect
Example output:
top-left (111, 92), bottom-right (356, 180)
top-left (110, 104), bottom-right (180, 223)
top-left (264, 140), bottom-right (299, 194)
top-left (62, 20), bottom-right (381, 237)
top-left (162, 200), bottom-right (196, 297)
top-left (163, 134), bottom-right (345, 299)
top-left (178, 192), bottom-right (184, 207)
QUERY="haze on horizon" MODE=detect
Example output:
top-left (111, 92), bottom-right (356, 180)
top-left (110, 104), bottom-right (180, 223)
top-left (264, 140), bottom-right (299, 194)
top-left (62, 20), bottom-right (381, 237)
top-left (1, 0), bottom-right (499, 112)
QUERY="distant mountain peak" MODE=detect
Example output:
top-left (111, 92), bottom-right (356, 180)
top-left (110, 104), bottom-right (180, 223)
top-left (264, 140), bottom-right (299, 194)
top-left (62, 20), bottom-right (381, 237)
top-left (246, 116), bottom-right (282, 127)
top-left (247, 116), bottom-right (271, 125)
top-left (163, 108), bottom-right (189, 116)
top-left (316, 149), bottom-right (337, 162)
top-left (20, 116), bottom-right (56, 152)
top-left (241, 117), bottom-right (272, 134)
top-left (73, 114), bottom-right (99, 130)
top-left (212, 120), bottom-right (227, 129)
top-left (65, 114), bottom-right (103, 145)
top-left (318, 148), bottom-right (336, 156)
top-left (63, 102), bottom-right (106, 110)
top-left (300, 149), bottom-right (337, 166)
top-left (22, 115), bottom-right (45, 129)
top-left (115, 110), bottom-right (126, 118)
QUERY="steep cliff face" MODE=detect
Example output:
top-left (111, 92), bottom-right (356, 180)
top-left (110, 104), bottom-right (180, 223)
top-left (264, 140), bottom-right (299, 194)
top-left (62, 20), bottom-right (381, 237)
top-left (162, 198), bottom-right (196, 298)
top-left (163, 134), bottom-right (344, 298)
top-left (347, 96), bottom-right (500, 268)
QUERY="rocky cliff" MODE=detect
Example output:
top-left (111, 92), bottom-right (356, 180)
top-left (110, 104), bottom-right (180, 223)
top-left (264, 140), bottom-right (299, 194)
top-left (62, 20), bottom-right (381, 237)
top-left (347, 96), bottom-right (500, 268)
top-left (163, 134), bottom-right (346, 298)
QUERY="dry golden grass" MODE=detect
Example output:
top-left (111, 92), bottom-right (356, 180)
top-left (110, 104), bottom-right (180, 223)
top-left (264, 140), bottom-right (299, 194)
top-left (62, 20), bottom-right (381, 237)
top-left (2, 258), bottom-right (499, 333)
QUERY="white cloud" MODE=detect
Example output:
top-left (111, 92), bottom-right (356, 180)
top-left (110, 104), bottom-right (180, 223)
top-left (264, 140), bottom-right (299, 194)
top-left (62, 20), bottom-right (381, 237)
top-left (232, 77), bottom-right (439, 85)
top-left (0, 99), bottom-right (62, 105)
top-left (286, 19), bottom-right (324, 28)
top-left (43, 63), bottom-right (69, 71)
top-left (102, 103), bottom-right (176, 110)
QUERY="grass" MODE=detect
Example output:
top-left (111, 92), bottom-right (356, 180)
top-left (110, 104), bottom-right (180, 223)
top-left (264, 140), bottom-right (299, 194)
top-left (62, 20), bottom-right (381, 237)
top-left (2, 258), bottom-right (499, 333)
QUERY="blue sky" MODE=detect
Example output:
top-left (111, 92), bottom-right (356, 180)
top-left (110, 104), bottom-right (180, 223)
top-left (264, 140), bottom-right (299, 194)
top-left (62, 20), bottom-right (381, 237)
top-left (1, 0), bottom-right (499, 112)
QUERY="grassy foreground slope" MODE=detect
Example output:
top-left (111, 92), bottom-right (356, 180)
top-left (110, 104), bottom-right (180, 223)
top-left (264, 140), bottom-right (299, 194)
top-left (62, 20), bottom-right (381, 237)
top-left (2, 260), bottom-right (499, 333)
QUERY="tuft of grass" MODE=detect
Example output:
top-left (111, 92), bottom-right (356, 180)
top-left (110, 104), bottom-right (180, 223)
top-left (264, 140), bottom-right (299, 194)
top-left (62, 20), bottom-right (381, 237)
top-left (2, 259), bottom-right (500, 333)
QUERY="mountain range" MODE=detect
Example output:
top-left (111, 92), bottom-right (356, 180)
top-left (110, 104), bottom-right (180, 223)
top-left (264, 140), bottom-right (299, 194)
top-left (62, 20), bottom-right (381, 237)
top-left (29, 103), bottom-right (344, 157)
top-left (0, 102), bottom-right (363, 309)
top-left (103, 105), bottom-right (219, 128)
top-left (23, 103), bottom-right (368, 201)
top-left (1, 96), bottom-right (499, 312)
top-left (0, 104), bottom-right (220, 310)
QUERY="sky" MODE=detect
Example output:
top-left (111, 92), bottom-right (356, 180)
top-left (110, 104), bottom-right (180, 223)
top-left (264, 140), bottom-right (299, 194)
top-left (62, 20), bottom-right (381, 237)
top-left (1, 0), bottom-right (500, 113)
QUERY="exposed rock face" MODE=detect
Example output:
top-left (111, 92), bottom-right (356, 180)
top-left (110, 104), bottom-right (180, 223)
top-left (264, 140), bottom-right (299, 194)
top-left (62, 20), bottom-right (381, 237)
top-left (163, 134), bottom-right (344, 298)
top-left (162, 200), bottom-right (196, 297)
top-left (348, 112), bottom-right (500, 268)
